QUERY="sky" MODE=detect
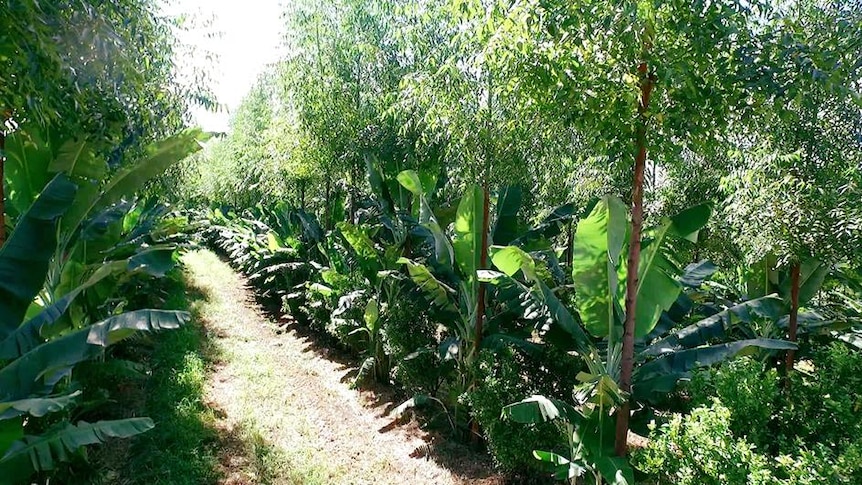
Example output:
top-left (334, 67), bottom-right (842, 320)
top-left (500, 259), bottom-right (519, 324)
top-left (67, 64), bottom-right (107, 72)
top-left (163, 0), bottom-right (286, 133)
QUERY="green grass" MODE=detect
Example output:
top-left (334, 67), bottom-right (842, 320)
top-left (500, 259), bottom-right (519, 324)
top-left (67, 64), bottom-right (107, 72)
top-left (80, 252), bottom-right (333, 484)
top-left (121, 310), bottom-right (222, 483)
top-left (77, 271), bottom-right (223, 485)
top-left (181, 249), bottom-right (333, 485)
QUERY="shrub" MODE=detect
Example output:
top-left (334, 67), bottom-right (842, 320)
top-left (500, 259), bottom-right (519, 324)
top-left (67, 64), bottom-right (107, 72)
top-left (383, 290), bottom-right (442, 394)
top-left (687, 357), bottom-right (780, 448)
top-left (638, 348), bottom-right (862, 485)
top-left (462, 347), bottom-right (567, 472)
top-left (777, 343), bottom-right (862, 455)
top-left (633, 401), bottom-right (776, 485)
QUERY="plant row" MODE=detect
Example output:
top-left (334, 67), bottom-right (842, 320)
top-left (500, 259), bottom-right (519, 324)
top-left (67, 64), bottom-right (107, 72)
top-left (0, 128), bottom-right (204, 483)
top-left (197, 165), bottom-right (862, 483)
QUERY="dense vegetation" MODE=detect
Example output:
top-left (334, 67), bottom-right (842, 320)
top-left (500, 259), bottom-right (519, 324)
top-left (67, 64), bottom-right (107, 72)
top-left (3, 0), bottom-right (862, 483)
top-left (0, 1), bottom-right (211, 483)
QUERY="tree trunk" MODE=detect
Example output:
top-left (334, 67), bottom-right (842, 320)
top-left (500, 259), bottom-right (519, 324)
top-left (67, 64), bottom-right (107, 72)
top-left (350, 160), bottom-right (359, 223)
top-left (473, 187), bottom-right (490, 356)
top-left (0, 130), bottom-right (6, 248)
top-left (615, 62), bottom-right (655, 457)
top-left (785, 262), bottom-right (802, 372)
top-left (300, 179), bottom-right (306, 211)
top-left (473, 65), bottom-right (494, 357)
top-left (324, 174), bottom-right (332, 230)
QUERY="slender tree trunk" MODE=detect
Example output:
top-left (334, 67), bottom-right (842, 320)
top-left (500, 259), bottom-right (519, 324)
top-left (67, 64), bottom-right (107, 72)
top-left (473, 66), bottom-right (494, 357)
top-left (474, 188), bottom-right (490, 354)
top-left (350, 161), bottom-right (359, 223)
top-left (469, 64), bottom-right (495, 446)
top-left (615, 62), bottom-right (655, 457)
top-left (0, 130), bottom-right (6, 248)
top-left (351, 55), bottom-right (362, 224)
top-left (324, 174), bottom-right (332, 230)
top-left (300, 179), bottom-right (306, 211)
top-left (785, 262), bottom-right (802, 372)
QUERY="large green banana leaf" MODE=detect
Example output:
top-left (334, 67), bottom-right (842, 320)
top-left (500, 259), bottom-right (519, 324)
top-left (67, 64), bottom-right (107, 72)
top-left (571, 196), bottom-right (627, 338)
top-left (366, 156), bottom-right (394, 213)
top-left (641, 295), bottom-right (786, 357)
top-left (0, 250), bottom-right (176, 359)
top-left (453, 185), bottom-right (484, 295)
top-left (398, 258), bottom-right (456, 313)
top-left (746, 253), bottom-right (779, 298)
top-left (634, 338), bottom-right (796, 401)
top-left (491, 185), bottom-right (522, 246)
top-left (0, 263), bottom-right (118, 359)
top-left (630, 202), bottom-right (711, 338)
top-left (0, 310), bottom-right (188, 400)
top-left (747, 256), bottom-right (827, 305)
top-left (0, 392), bottom-right (82, 420)
top-left (778, 259), bottom-right (828, 305)
top-left (0, 175), bottom-right (77, 338)
top-left (48, 138), bottom-right (107, 180)
top-left (60, 129), bottom-right (207, 242)
top-left (4, 129), bottom-right (54, 214)
top-left (337, 222), bottom-right (381, 281)
top-left (396, 169), bottom-right (437, 223)
top-left (503, 395), bottom-right (583, 425)
top-left (0, 418), bottom-right (154, 476)
top-left (572, 198), bottom-right (710, 339)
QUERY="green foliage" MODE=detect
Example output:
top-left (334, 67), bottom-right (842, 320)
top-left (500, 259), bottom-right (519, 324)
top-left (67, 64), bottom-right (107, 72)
top-left (463, 348), bottom-right (564, 472)
top-left (0, 174), bottom-right (190, 483)
top-left (634, 402), bottom-right (777, 485)
top-left (687, 358), bottom-right (780, 447)
top-left (777, 344), bottom-right (862, 455)
top-left (636, 394), bottom-right (862, 485)
top-left (383, 293), bottom-right (441, 395)
top-left (1, 0), bottom-right (211, 151)
top-left (157, 0), bottom-right (862, 481)
top-left (640, 347), bottom-right (862, 484)
top-left (571, 196), bottom-right (627, 339)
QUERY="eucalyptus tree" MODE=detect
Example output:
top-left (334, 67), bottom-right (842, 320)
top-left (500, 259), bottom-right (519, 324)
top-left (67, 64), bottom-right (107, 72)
top-left (724, 0), bottom-right (862, 372)
top-left (0, 0), bottom-right (213, 245)
top-left (282, 0), bottom-right (407, 227)
top-left (486, 0), bottom-right (776, 455)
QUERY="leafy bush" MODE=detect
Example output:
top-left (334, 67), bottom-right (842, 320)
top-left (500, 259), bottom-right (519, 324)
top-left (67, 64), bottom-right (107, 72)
top-left (777, 343), bottom-right (862, 454)
top-left (383, 291), bottom-right (442, 394)
top-left (634, 402), bottom-right (777, 485)
top-left (687, 357), bottom-right (780, 447)
top-left (463, 347), bottom-right (566, 472)
top-left (641, 346), bottom-right (862, 484)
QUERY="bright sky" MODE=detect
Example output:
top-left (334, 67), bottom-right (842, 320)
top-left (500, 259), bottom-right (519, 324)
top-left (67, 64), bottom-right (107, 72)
top-left (163, 0), bottom-right (286, 133)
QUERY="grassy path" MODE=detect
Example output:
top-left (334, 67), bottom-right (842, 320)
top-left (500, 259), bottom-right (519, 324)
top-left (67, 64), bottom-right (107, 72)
top-left (182, 249), bottom-right (494, 485)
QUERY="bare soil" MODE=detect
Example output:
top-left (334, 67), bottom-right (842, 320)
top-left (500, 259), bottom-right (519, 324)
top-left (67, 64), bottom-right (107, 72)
top-left (184, 250), bottom-right (508, 485)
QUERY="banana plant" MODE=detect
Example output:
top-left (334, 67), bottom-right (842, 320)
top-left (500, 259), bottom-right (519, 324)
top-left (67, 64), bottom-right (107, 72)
top-left (490, 199), bottom-right (796, 482)
top-left (349, 299), bottom-right (389, 385)
top-left (503, 393), bottom-right (633, 485)
top-left (0, 175), bottom-right (189, 483)
top-left (396, 181), bottom-right (486, 384)
top-left (493, 201), bottom-right (797, 397)
top-left (6, 128), bottom-right (207, 332)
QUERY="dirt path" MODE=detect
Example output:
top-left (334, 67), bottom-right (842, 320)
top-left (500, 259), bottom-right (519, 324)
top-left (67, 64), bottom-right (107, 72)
top-left (183, 249), bottom-right (501, 485)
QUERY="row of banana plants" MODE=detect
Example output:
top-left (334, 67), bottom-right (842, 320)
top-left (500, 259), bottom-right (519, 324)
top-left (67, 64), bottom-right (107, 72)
top-left (0, 127), bottom-right (205, 483)
top-left (198, 163), bottom-right (850, 483)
